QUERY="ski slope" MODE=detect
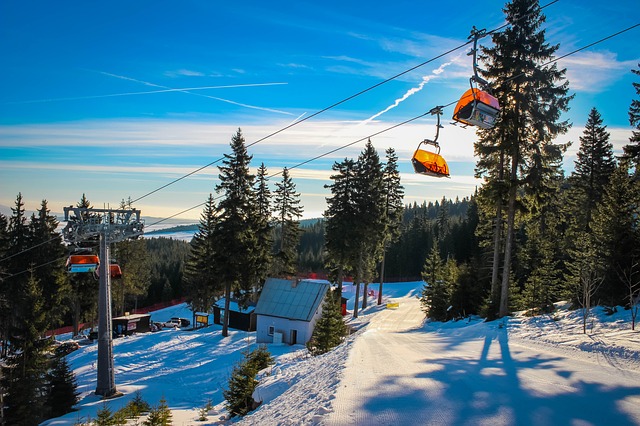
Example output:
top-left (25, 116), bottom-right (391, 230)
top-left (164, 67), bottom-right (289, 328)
top-left (42, 282), bottom-right (640, 425)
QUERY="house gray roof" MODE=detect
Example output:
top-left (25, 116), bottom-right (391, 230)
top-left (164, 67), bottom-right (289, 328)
top-left (214, 298), bottom-right (256, 313)
top-left (254, 278), bottom-right (330, 322)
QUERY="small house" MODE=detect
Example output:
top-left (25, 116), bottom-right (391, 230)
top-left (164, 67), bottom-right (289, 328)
top-left (213, 299), bottom-right (256, 332)
top-left (254, 278), bottom-right (330, 345)
top-left (112, 313), bottom-right (151, 336)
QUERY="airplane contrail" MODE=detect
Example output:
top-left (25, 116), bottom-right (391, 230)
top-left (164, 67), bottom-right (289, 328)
top-left (360, 61), bottom-right (452, 125)
top-left (96, 71), bottom-right (294, 115)
top-left (5, 82), bottom-right (289, 105)
top-left (9, 69), bottom-right (293, 115)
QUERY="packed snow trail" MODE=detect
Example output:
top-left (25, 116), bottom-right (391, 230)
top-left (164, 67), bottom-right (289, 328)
top-left (324, 295), bottom-right (640, 426)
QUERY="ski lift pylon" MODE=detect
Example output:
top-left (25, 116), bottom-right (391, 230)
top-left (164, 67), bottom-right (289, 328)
top-left (452, 27), bottom-right (500, 129)
top-left (411, 107), bottom-right (450, 178)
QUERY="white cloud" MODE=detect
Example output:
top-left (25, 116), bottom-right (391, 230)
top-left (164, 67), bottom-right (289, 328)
top-left (164, 69), bottom-right (206, 78)
top-left (561, 50), bottom-right (639, 93)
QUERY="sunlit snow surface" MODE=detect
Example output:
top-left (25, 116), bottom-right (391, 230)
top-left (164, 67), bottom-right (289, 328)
top-left (42, 281), bottom-right (640, 425)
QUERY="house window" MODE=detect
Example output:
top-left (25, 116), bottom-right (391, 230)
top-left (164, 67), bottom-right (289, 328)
top-left (268, 325), bottom-right (275, 336)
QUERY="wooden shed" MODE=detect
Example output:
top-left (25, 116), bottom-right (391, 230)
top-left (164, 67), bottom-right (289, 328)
top-left (112, 313), bottom-right (151, 336)
top-left (213, 299), bottom-right (256, 332)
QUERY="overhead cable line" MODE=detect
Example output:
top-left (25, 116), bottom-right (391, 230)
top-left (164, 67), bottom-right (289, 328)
top-left (129, 1), bottom-right (561, 206)
top-left (0, 236), bottom-right (61, 263)
top-left (146, 110), bottom-right (433, 228)
top-left (129, 40), bottom-right (471, 205)
top-left (149, 19), bottom-right (638, 225)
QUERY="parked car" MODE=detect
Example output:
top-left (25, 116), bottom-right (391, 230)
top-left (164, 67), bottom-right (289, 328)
top-left (164, 317), bottom-right (190, 328)
top-left (54, 341), bottom-right (80, 357)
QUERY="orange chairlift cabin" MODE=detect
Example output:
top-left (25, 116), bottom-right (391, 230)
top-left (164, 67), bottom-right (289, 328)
top-left (95, 262), bottom-right (123, 279)
top-left (412, 107), bottom-right (450, 178)
top-left (66, 254), bottom-right (100, 273)
top-left (452, 28), bottom-right (500, 129)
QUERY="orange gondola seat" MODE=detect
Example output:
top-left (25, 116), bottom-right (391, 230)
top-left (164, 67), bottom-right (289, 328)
top-left (412, 141), bottom-right (450, 178)
top-left (94, 263), bottom-right (123, 279)
top-left (452, 88), bottom-right (500, 129)
top-left (66, 254), bottom-right (100, 273)
top-left (109, 264), bottom-right (122, 279)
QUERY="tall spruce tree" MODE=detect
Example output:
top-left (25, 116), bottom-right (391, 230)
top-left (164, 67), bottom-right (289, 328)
top-left (420, 244), bottom-right (450, 321)
top-left (3, 193), bottom-right (30, 355)
top-left (184, 194), bottom-right (220, 322)
top-left (254, 163), bottom-right (273, 286)
top-left (477, 0), bottom-right (571, 317)
top-left (29, 199), bottom-right (69, 328)
top-left (2, 273), bottom-right (51, 425)
top-left (378, 147), bottom-right (404, 305)
top-left (568, 108), bottom-right (616, 233)
top-left (623, 64), bottom-right (640, 166)
top-left (212, 129), bottom-right (260, 337)
top-left (46, 356), bottom-right (79, 418)
top-left (324, 158), bottom-right (358, 296)
top-left (272, 167), bottom-right (303, 277)
top-left (352, 141), bottom-right (386, 313)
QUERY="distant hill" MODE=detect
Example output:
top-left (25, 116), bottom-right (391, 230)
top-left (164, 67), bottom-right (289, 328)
top-left (145, 218), bottom-right (322, 236)
top-left (145, 223), bottom-right (199, 235)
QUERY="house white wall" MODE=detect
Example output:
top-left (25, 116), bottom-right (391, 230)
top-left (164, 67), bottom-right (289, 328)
top-left (256, 300), bottom-right (325, 345)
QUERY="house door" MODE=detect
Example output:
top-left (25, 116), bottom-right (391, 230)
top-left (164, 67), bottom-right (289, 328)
top-left (290, 329), bottom-right (298, 345)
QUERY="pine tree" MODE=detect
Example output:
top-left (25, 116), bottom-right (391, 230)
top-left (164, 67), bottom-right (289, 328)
top-left (352, 141), bottom-right (386, 314)
top-left (223, 357), bottom-right (259, 417)
top-left (623, 63), bottom-right (640, 166)
top-left (272, 167), bottom-right (303, 277)
top-left (307, 290), bottom-right (347, 355)
top-left (2, 193), bottom-right (30, 356)
top-left (2, 272), bottom-right (51, 425)
top-left (590, 160), bottom-right (640, 305)
top-left (567, 108), bottom-right (616, 234)
top-left (477, 0), bottom-right (572, 317)
top-left (420, 244), bottom-right (450, 321)
top-left (144, 396), bottom-right (172, 425)
top-left (29, 199), bottom-right (69, 328)
top-left (46, 356), bottom-right (79, 418)
top-left (183, 194), bottom-right (220, 320)
top-left (324, 158), bottom-right (358, 295)
top-left (246, 345), bottom-right (274, 371)
top-left (94, 402), bottom-right (114, 426)
top-left (212, 129), bottom-right (260, 336)
top-left (378, 148), bottom-right (404, 305)
top-left (253, 162), bottom-right (273, 287)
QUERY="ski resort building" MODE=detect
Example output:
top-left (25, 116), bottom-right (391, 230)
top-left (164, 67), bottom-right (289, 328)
top-left (254, 278), bottom-right (330, 345)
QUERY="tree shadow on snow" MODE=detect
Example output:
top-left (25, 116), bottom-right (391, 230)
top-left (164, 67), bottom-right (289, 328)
top-left (359, 329), bottom-right (640, 425)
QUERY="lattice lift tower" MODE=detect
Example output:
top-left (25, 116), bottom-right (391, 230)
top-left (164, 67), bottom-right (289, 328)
top-left (63, 207), bottom-right (144, 397)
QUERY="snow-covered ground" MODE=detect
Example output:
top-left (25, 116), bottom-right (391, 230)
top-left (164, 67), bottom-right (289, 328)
top-left (42, 282), bottom-right (640, 425)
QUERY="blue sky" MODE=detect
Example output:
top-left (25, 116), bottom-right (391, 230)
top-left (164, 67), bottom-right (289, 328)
top-left (1, 0), bottom-right (638, 221)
